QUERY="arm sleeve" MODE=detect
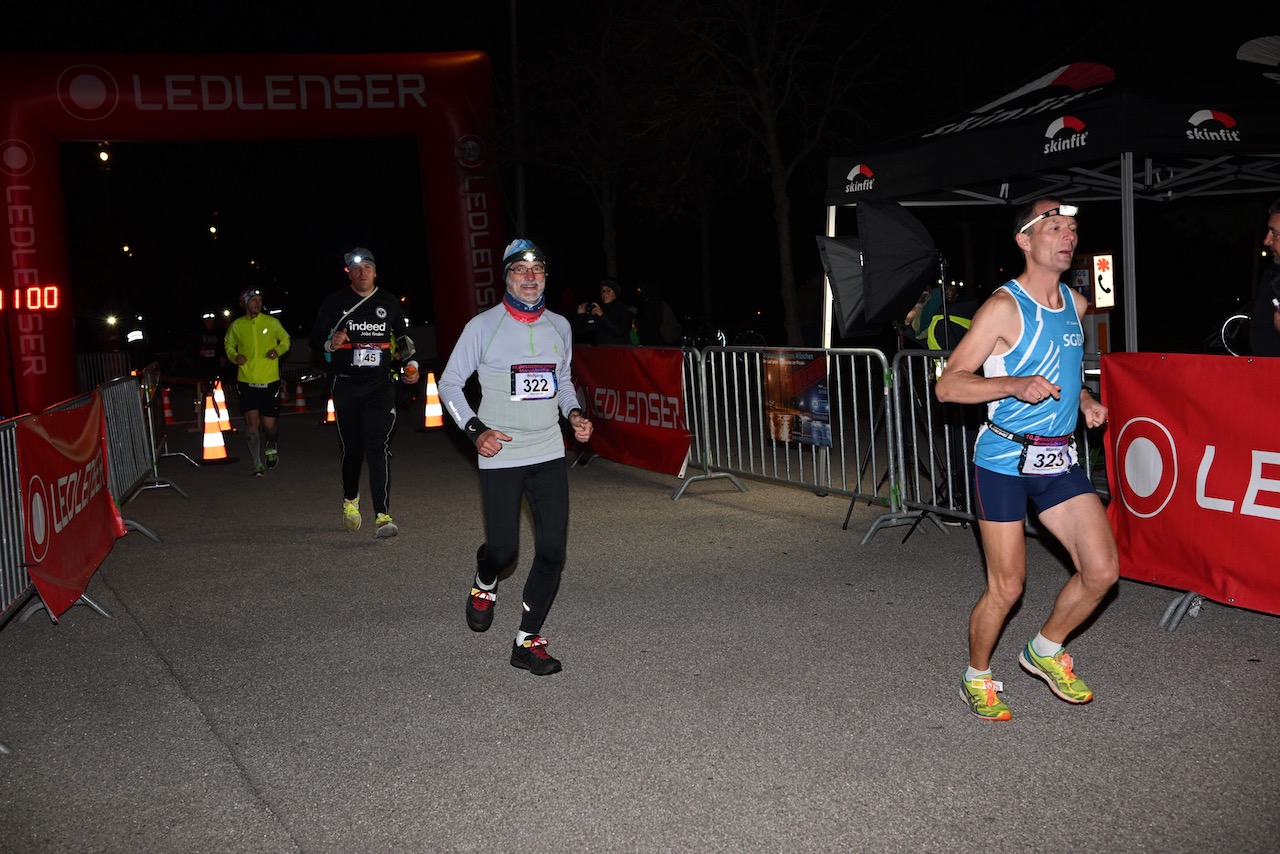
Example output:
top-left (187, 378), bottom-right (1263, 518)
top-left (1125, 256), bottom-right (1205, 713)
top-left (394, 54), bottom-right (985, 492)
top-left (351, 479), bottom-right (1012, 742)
top-left (438, 318), bottom-right (482, 428)
top-left (555, 318), bottom-right (583, 416)
top-left (275, 321), bottom-right (291, 356)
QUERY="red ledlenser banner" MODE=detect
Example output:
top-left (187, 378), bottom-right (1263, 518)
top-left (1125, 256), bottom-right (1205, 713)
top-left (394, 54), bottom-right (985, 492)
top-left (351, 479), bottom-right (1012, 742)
top-left (573, 347), bottom-right (692, 477)
top-left (15, 394), bottom-right (127, 618)
top-left (1102, 352), bottom-right (1280, 615)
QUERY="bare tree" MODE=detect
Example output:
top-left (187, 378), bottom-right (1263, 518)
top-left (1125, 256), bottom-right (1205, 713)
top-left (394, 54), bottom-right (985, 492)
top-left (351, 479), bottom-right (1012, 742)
top-left (518, 2), bottom-right (662, 278)
top-left (651, 0), bottom-right (898, 343)
top-left (512, 1), bottom-right (909, 339)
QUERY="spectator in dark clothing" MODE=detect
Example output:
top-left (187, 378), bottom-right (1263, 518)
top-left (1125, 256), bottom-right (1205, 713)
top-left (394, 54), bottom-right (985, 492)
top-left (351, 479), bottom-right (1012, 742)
top-left (574, 278), bottom-right (633, 345)
top-left (633, 283), bottom-right (685, 346)
top-left (1250, 197), bottom-right (1280, 357)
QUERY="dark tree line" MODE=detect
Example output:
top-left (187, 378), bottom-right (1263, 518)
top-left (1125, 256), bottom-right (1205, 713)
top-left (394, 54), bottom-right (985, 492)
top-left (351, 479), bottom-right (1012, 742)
top-left (499, 0), bottom-right (941, 343)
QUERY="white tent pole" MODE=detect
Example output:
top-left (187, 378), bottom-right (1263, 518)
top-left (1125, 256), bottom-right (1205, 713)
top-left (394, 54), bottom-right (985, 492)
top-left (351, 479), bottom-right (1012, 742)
top-left (1122, 151), bottom-right (1138, 351)
top-left (823, 205), bottom-right (837, 350)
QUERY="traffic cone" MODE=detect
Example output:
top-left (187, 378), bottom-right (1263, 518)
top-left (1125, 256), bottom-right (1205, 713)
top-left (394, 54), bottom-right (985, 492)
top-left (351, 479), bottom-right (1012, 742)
top-left (214, 380), bottom-right (232, 432)
top-left (422, 372), bottom-right (443, 429)
top-left (201, 394), bottom-right (229, 463)
top-left (323, 397), bottom-right (336, 424)
top-left (162, 387), bottom-right (177, 425)
top-left (292, 380), bottom-right (308, 412)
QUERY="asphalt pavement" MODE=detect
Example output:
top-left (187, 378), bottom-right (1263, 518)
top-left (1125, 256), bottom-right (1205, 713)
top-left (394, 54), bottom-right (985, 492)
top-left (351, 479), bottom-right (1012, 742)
top-left (1, 402), bottom-right (1277, 853)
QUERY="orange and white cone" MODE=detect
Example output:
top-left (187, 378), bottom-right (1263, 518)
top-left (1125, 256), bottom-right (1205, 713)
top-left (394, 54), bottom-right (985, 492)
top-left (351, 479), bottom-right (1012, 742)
top-left (162, 387), bottom-right (177, 425)
top-left (324, 397), bottom-right (336, 424)
top-left (423, 372), bottom-right (443, 429)
top-left (214, 380), bottom-right (232, 432)
top-left (292, 381), bottom-right (308, 412)
top-left (201, 394), bottom-right (229, 462)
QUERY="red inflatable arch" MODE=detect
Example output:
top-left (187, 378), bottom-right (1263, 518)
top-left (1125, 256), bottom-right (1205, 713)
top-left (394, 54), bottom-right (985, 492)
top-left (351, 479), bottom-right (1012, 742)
top-left (0, 51), bottom-right (503, 416)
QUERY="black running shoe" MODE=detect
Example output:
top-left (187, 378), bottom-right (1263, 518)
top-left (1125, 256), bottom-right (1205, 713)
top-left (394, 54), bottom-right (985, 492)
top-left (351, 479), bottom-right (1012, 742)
top-left (510, 636), bottom-right (562, 676)
top-left (466, 587), bottom-right (495, 632)
top-left (265, 447), bottom-right (278, 469)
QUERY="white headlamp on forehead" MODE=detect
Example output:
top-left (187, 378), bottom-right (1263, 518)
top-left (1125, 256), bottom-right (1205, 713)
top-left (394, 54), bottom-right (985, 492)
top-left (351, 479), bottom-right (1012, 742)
top-left (1018, 204), bottom-right (1079, 234)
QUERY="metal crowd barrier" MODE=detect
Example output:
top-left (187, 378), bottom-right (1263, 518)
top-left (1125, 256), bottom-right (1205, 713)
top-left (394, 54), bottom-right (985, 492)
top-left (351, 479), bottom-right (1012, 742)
top-left (675, 346), bottom-right (896, 517)
top-left (1, 368), bottom-right (187, 628)
top-left (98, 368), bottom-right (188, 542)
top-left (76, 350), bottom-right (131, 393)
top-left (0, 418), bottom-right (31, 627)
top-left (675, 345), bottom-right (1106, 545)
top-left (872, 348), bottom-right (1105, 543)
top-left (0, 417), bottom-right (16, 753)
top-left (21, 392), bottom-right (115, 623)
top-left (869, 349), bottom-right (980, 541)
top-left (674, 347), bottom-right (746, 498)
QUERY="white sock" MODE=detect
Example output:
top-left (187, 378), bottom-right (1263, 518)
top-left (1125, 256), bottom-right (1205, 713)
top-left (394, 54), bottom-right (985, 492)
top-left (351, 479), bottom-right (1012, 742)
top-left (1031, 633), bottom-right (1061, 657)
top-left (515, 631), bottom-right (533, 646)
top-left (965, 667), bottom-right (992, 682)
top-left (474, 576), bottom-right (496, 592)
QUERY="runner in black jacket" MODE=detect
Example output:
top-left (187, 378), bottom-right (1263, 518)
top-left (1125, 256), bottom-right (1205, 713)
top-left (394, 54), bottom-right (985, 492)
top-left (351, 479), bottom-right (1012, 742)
top-left (309, 247), bottom-right (418, 538)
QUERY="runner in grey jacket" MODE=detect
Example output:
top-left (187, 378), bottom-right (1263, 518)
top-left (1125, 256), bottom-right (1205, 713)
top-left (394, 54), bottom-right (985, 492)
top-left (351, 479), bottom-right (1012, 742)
top-left (438, 238), bottom-right (593, 676)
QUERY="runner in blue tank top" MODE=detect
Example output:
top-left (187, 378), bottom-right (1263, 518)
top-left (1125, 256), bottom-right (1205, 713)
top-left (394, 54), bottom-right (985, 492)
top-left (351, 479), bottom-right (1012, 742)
top-left (936, 198), bottom-right (1118, 722)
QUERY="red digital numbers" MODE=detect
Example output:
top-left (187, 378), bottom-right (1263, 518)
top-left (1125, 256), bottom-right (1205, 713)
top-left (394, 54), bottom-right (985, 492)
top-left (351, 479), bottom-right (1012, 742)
top-left (0, 286), bottom-right (60, 311)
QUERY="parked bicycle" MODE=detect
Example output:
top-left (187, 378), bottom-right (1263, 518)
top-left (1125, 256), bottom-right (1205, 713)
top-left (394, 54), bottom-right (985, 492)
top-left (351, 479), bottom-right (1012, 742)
top-left (1205, 311), bottom-right (1251, 356)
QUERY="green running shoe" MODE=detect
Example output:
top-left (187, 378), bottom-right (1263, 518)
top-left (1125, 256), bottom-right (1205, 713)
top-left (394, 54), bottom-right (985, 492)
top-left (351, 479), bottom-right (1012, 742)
top-left (374, 512), bottom-right (398, 538)
top-left (343, 496), bottom-right (362, 531)
top-left (961, 675), bottom-right (1012, 721)
top-left (1018, 642), bottom-right (1094, 704)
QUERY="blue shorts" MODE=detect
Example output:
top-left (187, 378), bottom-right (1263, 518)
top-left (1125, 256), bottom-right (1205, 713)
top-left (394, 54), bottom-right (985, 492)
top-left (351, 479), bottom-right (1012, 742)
top-left (973, 464), bottom-right (1095, 523)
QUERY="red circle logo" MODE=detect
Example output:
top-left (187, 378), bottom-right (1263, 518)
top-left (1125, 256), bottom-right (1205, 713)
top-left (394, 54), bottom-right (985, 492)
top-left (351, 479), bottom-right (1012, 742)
top-left (1113, 417), bottom-right (1178, 518)
top-left (57, 65), bottom-right (120, 121)
top-left (26, 474), bottom-right (51, 564)
top-left (0, 139), bottom-right (36, 177)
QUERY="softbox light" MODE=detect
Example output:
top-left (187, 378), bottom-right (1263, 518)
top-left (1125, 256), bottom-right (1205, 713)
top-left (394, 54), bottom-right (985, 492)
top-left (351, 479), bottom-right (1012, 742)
top-left (814, 236), bottom-right (866, 338)
top-left (817, 202), bottom-right (942, 339)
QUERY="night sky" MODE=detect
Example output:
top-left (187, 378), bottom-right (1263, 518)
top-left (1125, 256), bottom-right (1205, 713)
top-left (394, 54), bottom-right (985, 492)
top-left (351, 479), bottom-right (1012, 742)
top-left (4, 2), bottom-right (1270, 362)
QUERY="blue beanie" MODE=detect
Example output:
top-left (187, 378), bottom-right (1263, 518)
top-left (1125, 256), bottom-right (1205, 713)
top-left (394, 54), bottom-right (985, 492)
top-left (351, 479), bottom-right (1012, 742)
top-left (501, 238), bottom-right (547, 273)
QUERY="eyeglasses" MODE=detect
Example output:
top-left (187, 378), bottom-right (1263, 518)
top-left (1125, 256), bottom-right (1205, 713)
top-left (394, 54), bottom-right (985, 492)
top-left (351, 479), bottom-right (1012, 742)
top-left (509, 264), bottom-right (547, 276)
top-left (1018, 204), bottom-right (1079, 234)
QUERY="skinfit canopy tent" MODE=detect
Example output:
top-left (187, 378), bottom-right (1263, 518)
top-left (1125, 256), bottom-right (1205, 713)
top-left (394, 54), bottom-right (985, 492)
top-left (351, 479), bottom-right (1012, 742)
top-left (824, 29), bottom-right (1280, 351)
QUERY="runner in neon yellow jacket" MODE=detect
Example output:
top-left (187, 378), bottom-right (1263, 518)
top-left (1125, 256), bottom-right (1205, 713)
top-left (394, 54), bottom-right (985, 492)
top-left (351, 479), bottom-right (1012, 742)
top-left (224, 288), bottom-right (290, 476)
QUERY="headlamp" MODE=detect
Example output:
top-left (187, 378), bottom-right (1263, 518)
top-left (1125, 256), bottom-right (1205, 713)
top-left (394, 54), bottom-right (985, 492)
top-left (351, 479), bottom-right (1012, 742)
top-left (344, 247), bottom-right (376, 268)
top-left (1018, 204), bottom-right (1079, 234)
